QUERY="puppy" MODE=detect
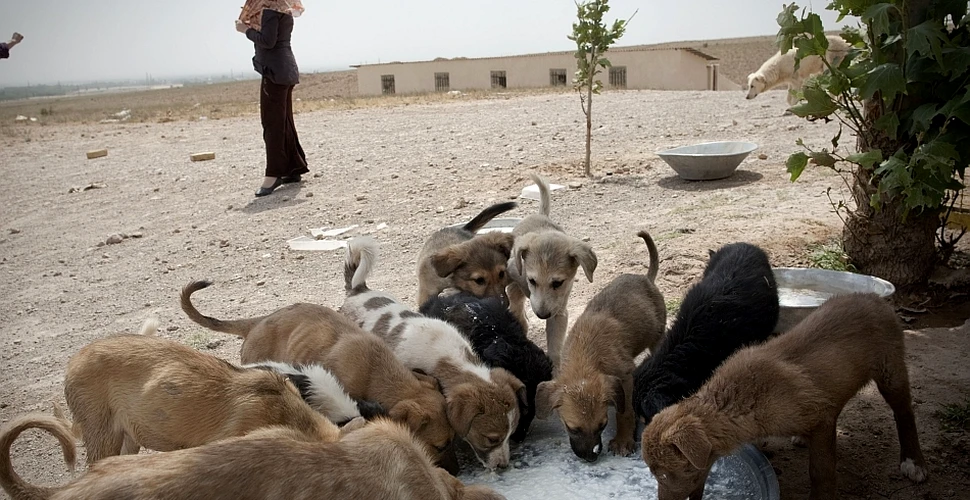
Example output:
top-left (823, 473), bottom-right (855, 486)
top-left (243, 360), bottom-right (388, 424)
top-left (181, 281), bottom-right (458, 474)
top-left (416, 201), bottom-right (517, 306)
top-left (63, 320), bottom-right (340, 464)
top-left (419, 290), bottom-right (553, 442)
top-left (507, 173), bottom-right (597, 367)
top-left (633, 242), bottom-right (779, 426)
top-left (641, 293), bottom-right (927, 500)
top-left (534, 230), bottom-right (666, 461)
top-left (0, 414), bottom-right (506, 500)
top-left (342, 236), bottom-right (527, 470)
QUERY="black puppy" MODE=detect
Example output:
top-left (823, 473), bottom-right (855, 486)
top-left (632, 242), bottom-right (779, 425)
top-left (420, 290), bottom-right (553, 442)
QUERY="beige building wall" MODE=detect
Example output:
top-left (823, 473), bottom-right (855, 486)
top-left (356, 48), bottom-right (736, 96)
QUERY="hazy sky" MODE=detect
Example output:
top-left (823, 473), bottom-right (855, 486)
top-left (0, 0), bottom-right (853, 86)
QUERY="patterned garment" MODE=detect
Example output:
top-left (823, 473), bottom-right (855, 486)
top-left (238, 0), bottom-right (303, 28)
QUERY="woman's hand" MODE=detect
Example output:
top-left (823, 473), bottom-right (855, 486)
top-left (11, 32), bottom-right (23, 43)
top-left (235, 20), bottom-right (249, 34)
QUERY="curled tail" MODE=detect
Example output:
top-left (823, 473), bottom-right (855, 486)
top-left (344, 236), bottom-right (380, 293)
top-left (529, 173), bottom-right (551, 217)
top-left (137, 317), bottom-right (160, 336)
top-left (637, 230), bottom-right (660, 283)
top-left (463, 201), bottom-right (518, 233)
top-left (0, 414), bottom-right (76, 500)
top-left (180, 280), bottom-right (264, 338)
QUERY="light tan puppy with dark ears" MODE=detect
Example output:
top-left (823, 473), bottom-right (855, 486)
top-left (642, 293), bottom-right (927, 500)
top-left (534, 230), bottom-right (665, 461)
top-left (506, 173), bottom-right (597, 367)
top-left (416, 201), bottom-right (518, 307)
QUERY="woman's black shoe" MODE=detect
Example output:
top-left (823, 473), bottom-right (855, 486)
top-left (280, 174), bottom-right (302, 184)
top-left (255, 177), bottom-right (284, 197)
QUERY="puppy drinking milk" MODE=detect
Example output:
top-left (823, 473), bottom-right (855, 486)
top-left (535, 230), bottom-right (666, 461)
top-left (507, 173), bottom-right (597, 367)
top-left (342, 236), bottom-right (526, 470)
top-left (416, 201), bottom-right (517, 306)
top-left (0, 414), bottom-right (506, 500)
top-left (181, 281), bottom-right (459, 474)
top-left (641, 293), bottom-right (927, 500)
top-left (63, 319), bottom-right (340, 464)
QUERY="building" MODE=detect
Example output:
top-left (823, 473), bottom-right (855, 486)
top-left (353, 44), bottom-right (740, 97)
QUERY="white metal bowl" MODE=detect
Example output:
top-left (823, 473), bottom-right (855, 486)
top-left (657, 141), bottom-right (759, 180)
top-left (772, 267), bottom-right (896, 333)
top-left (447, 217), bottom-right (522, 234)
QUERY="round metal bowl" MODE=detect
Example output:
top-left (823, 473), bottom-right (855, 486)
top-left (447, 217), bottom-right (522, 234)
top-left (657, 141), bottom-right (759, 180)
top-left (772, 267), bottom-right (896, 333)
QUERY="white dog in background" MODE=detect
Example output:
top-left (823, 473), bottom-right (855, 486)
top-left (746, 34), bottom-right (851, 106)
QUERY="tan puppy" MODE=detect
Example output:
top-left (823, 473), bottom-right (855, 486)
top-left (642, 293), bottom-right (927, 500)
top-left (63, 320), bottom-right (340, 464)
top-left (181, 281), bottom-right (458, 474)
top-left (416, 201), bottom-right (517, 306)
top-left (507, 173), bottom-right (597, 367)
top-left (535, 231), bottom-right (665, 461)
top-left (0, 414), bottom-right (506, 500)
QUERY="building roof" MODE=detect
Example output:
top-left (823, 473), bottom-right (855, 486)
top-left (351, 44), bottom-right (719, 68)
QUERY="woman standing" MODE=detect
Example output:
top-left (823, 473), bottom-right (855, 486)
top-left (236, 0), bottom-right (308, 197)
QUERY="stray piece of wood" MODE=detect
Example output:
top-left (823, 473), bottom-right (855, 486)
top-left (190, 152), bottom-right (216, 162)
top-left (86, 149), bottom-right (108, 160)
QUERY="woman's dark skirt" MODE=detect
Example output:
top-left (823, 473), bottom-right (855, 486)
top-left (260, 76), bottom-right (308, 178)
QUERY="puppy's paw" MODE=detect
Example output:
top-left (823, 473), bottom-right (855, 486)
top-left (608, 436), bottom-right (636, 457)
top-left (900, 458), bottom-right (928, 483)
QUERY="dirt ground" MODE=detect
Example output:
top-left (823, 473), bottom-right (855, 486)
top-left (0, 87), bottom-right (968, 499)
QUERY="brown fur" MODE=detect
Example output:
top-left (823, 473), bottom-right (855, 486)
top-left (180, 281), bottom-right (457, 472)
top-left (63, 325), bottom-right (340, 465)
top-left (535, 231), bottom-right (665, 461)
top-left (0, 415), bottom-right (505, 500)
top-left (416, 202), bottom-right (517, 307)
top-left (641, 293), bottom-right (927, 500)
top-left (507, 173), bottom-right (597, 367)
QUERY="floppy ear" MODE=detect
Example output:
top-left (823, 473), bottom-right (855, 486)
top-left (512, 233), bottom-right (536, 277)
top-left (534, 381), bottom-right (562, 419)
top-left (570, 241), bottom-right (598, 283)
top-left (412, 369), bottom-right (442, 392)
top-left (665, 416), bottom-right (713, 470)
top-left (445, 384), bottom-right (481, 436)
top-left (390, 400), bottom-right (430, 432)
top-left (478, 232), bottom-right (515, 259)
top-left (605, 375), bottom-right (625, 414)
top-left (494, 368), bottom-right (528, 409)
top-left (431, 246), bottom-right (465, 278)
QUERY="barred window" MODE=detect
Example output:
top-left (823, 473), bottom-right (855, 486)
top-left (435, 72), bottom-right (450, 92)
top-left (609, 66), bottom-right (627, 89)
top-left (491, 71), bottom-right (507, 89)
top-left (549, 68), bottom-right (568, 87)
top-left (381, 75), bottom-right (395, 95)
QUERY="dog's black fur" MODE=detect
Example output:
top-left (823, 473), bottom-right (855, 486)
top-left (249, 364), bottom-right (388, 425)
top-left (420, 290), bottom-right (553, 442)
top-left (632, 242), bottom-right (780, 426)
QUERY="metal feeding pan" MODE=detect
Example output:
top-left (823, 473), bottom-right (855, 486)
top-left (772, 267), bottom-right (896, 333)
top-left (657, 141), bottom-right (759, 180)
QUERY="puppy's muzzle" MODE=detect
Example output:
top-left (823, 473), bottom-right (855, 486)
top-left (569, 433), bottom-right (603, 463)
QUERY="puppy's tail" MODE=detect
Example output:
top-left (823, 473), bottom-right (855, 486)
top-left (637, 230), bottom-right (660, 283)
top-left (137, 317), bottom-right (160, 336)
top-left (345, 236), bottom-right (379, 293)
top-left (529, 173), bottom-right (551, 217)
top-left (463, 201), bottom-right (518, 233)
top-left (179, 280), bottom-right (264, 338)
top-left (0, 414), bottom-right (76, 500)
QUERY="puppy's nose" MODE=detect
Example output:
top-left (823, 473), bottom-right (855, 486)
top-left (534, 309), bottom-right (552, 320)
top-left (746, 95), bottom-right (754, 99)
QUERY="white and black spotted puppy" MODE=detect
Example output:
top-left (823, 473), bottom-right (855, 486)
top-left (244, 360), bottom-right (387, 426)
top-left (339, 236), bottom-right (527, 471)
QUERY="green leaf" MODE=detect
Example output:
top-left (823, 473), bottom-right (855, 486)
top-left (905, 21), bottom-right (946, 69)
top-left (942, 47), bottom-right (970, 78)
top-left (874, 112), bottom-right (901, 140)
top-left (859, 63), bottom-right (906, 102)
top-left (846, 150), bottom-right (883, 170)
top-left (909, 103), bottom-right (939, 134)
top-left (789, 86), bottom-right (838, 118)
top-left (861, 3), bottom-right (896, 39)
top-left (951, 102), bottom-right (970, 126)
top-left (787, 152), bottom-right (810, 181)
top-left (811, 151), bottom-right (838, 167)
top-left (874, 153), bottom-right (909, 178)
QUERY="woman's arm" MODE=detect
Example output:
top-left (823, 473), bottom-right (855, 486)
top-left (245, 10), bottom-right (280, 49)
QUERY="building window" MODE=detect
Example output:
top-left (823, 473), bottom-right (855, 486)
top-left (550, 68), bottom-right (568, 87)
top-left (381, 75), bottom-right (395, 95)
top-left (609, 66), bottom-right (627, 88)
top-left (491, 71), bottom-right (507, 89)
top-left (435, 72), bottom-right (450, 92)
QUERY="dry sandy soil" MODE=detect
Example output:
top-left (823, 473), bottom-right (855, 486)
top-left (1, 87), bottom-right (968, 499)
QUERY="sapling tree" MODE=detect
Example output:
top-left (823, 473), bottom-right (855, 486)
top-left (569, 0), bottom-right (635, 177)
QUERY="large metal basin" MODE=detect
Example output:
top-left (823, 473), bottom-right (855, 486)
top-left (657, 141), bottom-right (759, 180)
top-left (773, 267), bottom-right (896, 333)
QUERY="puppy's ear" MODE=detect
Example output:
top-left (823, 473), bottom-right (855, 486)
top-left (493, 368), bottom-right (527, 408)
top-left (339, 416), bottom-right (368, 437)
top-left (412, 369), bottom-right (442, 392)
top-left (431, 246), bottom-right (465, 278)
top-left (570, 241), bottom-right (598, 283)
top-left (391, 400), bottom-right (431, 433)
top-left (445, 384), bottom-right (481, 436)
top-left (664, 415), bottom-right (713, 470)
top-left (534, 381), bottom-right (562, 419)
top-left (605, 375), bottom-right (625, 414)
top-left (707, 248), bottom-right (715, 259)
top-left (478, 232), bottom-right (515, 259)
top-left (512, 233), bottom-right (536, 277)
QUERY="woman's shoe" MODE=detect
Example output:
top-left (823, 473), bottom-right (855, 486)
top-left (255, 177), bottom-right (284, 197)
top-left (280, 174), bottom-right (302, 184)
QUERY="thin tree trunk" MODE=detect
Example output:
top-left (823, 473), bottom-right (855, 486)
top-left (585, 82), bottom-right (593, 177)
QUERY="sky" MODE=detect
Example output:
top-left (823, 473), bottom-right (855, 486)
top-left (0, 0), bottom-right (855, 87)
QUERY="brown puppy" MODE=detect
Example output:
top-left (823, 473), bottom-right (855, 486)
top-left (181, 281), bottom-right (458, 473)
top-left (535, 230), bottom-right (665, 461)
top-left (0, 414), bottom-right (506, 500)
top-left (641, 293), bottom-right (927, 500)
top-left (63, 320), bottom-right (340, 464)
top-left (507, 173), bottom-right (597, 367)
top-left (416, 201), bottom-right (517, 307)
